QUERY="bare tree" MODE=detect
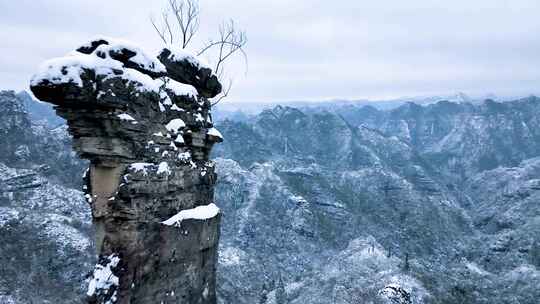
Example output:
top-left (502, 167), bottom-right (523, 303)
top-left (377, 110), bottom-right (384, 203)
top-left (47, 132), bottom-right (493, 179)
top-left (151, 0), bottom-right (199, 48)
top-left (151, 0), bottom-right (247, 105)
top-left (198, 20), bottom-right (247, 77)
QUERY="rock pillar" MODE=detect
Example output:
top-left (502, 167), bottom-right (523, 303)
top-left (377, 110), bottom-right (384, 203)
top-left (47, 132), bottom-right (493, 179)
top-left (30, 37), bottom-right (223, 304)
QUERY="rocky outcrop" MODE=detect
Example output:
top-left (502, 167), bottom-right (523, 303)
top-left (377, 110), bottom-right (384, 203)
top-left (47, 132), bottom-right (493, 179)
top-left (30, 37), bottom-right (223, 304)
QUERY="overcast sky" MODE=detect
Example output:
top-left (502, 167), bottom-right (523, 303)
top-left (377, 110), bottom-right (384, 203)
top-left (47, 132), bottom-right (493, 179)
top-left (1, 0), bottom-right (539, 103)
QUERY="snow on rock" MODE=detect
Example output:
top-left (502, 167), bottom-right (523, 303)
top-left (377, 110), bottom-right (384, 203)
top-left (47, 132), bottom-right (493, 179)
top-left (117, 67), bottom-right (163, 93)
top-left (31, 50), bottom-right (164, 95)
top-left (162, 203), bottom-right (220, 226)
top-left (165, 118), bottom-right (186, 134)
top-left (26, 35), bottom-right (224, 303)
top-left (86, 36), bottom-right (167, 74)
top-left (164, 46), bottom-right (210, 70)
top-left (129, 162), bottom-right (153, 175)
top-left (87, 254), bottom-right (121, 302)
top-left (207, 127), bottom-right (223, 140)
top-left (166, 79), bottom-right (197, 98)
top-left (195, 113), bottom-right (204, 122)
top-left (175, 135), bottom-right (185, 144)
top-left (117, 113), bottom-right (136, 122)
top-left (171, 104), bottom-right (183, 111)
top-left (178, 152), bottom-right (191, 162)
top-left (31, 37), bottom-right (167, 95)
top-left (157, 161), bottom-right (171, 175)
top-left (30, 52), bottom-right (122, 87)
top-left (158, 101), bottom-right (166, 112)
top-left (378, 283), bottom-right (412, 304)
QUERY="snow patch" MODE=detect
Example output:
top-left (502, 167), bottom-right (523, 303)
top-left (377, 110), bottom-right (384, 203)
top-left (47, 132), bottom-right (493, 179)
top-left (31, 52), bottom-right (163, 94)
top-left (31, 37), bottom-right (166, 95)
top-left (171, 104), bottom-right (183, 111)
top-left (129, 162), bottom-right (153, 175)
top-left (378, 283), bottom-right (411, 304)
top-left (117, 113), bottom-right (136, 122)
top-left (157, 162), bottom-right (171, 175)
top-left (166, 79), bottom-right (197, 98)
top-left (87, 254), bottom-right (120, 302)
top-left (195, 113), bottom-right (204, 122)
top-left (165, 119), bottom-right (186, 134)
top-left (89, 37), bottom-right (166, 74)
top-left (96, 38), bottom-right (167, 73)
top-left (31, 52), bottom-right (122, 87)
top-left (175, 135), bottom-right (185, 144)
top-left (162, 203), bottom-right (220, 226)
top-left (165, 46), bottom-right (210, 69)
top-left (207, 127), bottom-right (223, 139)
top-left (178, 152), bottom-right (191, 162)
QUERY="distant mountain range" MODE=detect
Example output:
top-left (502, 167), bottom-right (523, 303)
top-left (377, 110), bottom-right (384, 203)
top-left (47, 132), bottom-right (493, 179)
top-left (17, 89), bottom-right (530, 127)
top-left (1, 90), bottom-right (539, 303)
top-left (212, 92), bottom-right (531, 122)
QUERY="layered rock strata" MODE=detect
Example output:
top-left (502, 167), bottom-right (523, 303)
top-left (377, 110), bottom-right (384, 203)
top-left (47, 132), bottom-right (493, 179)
top-left (30, 37), bottom-right (223, 304)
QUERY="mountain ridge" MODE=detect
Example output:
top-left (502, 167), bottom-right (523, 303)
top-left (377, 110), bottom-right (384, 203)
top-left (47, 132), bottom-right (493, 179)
top-left (1, 90), bottom-right (539, 303)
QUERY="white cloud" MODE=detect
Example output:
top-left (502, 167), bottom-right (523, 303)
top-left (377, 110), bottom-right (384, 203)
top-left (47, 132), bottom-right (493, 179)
top-left (1, 0), bottom-right (539, 101)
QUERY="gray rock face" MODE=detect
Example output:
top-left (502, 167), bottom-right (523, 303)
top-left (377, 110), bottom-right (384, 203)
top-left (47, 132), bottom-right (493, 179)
top-left (29, 37), bottom-right (223, 304)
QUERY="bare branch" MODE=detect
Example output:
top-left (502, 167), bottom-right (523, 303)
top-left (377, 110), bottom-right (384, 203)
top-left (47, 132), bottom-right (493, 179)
top-left (150, 0), bottom-right (247, 104)
top-left (150, 15), bottom-right (167, 44)
top-left (151, 0), bottom-right (200, 49)
top-left (166, 0), bottom-right (199, 48)
top-left (198, 19), bottom-right (248, 76)
top-left (162, 10), bottom-right (174, 44)
top-left (211, 79), bottom-right (233, 106)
